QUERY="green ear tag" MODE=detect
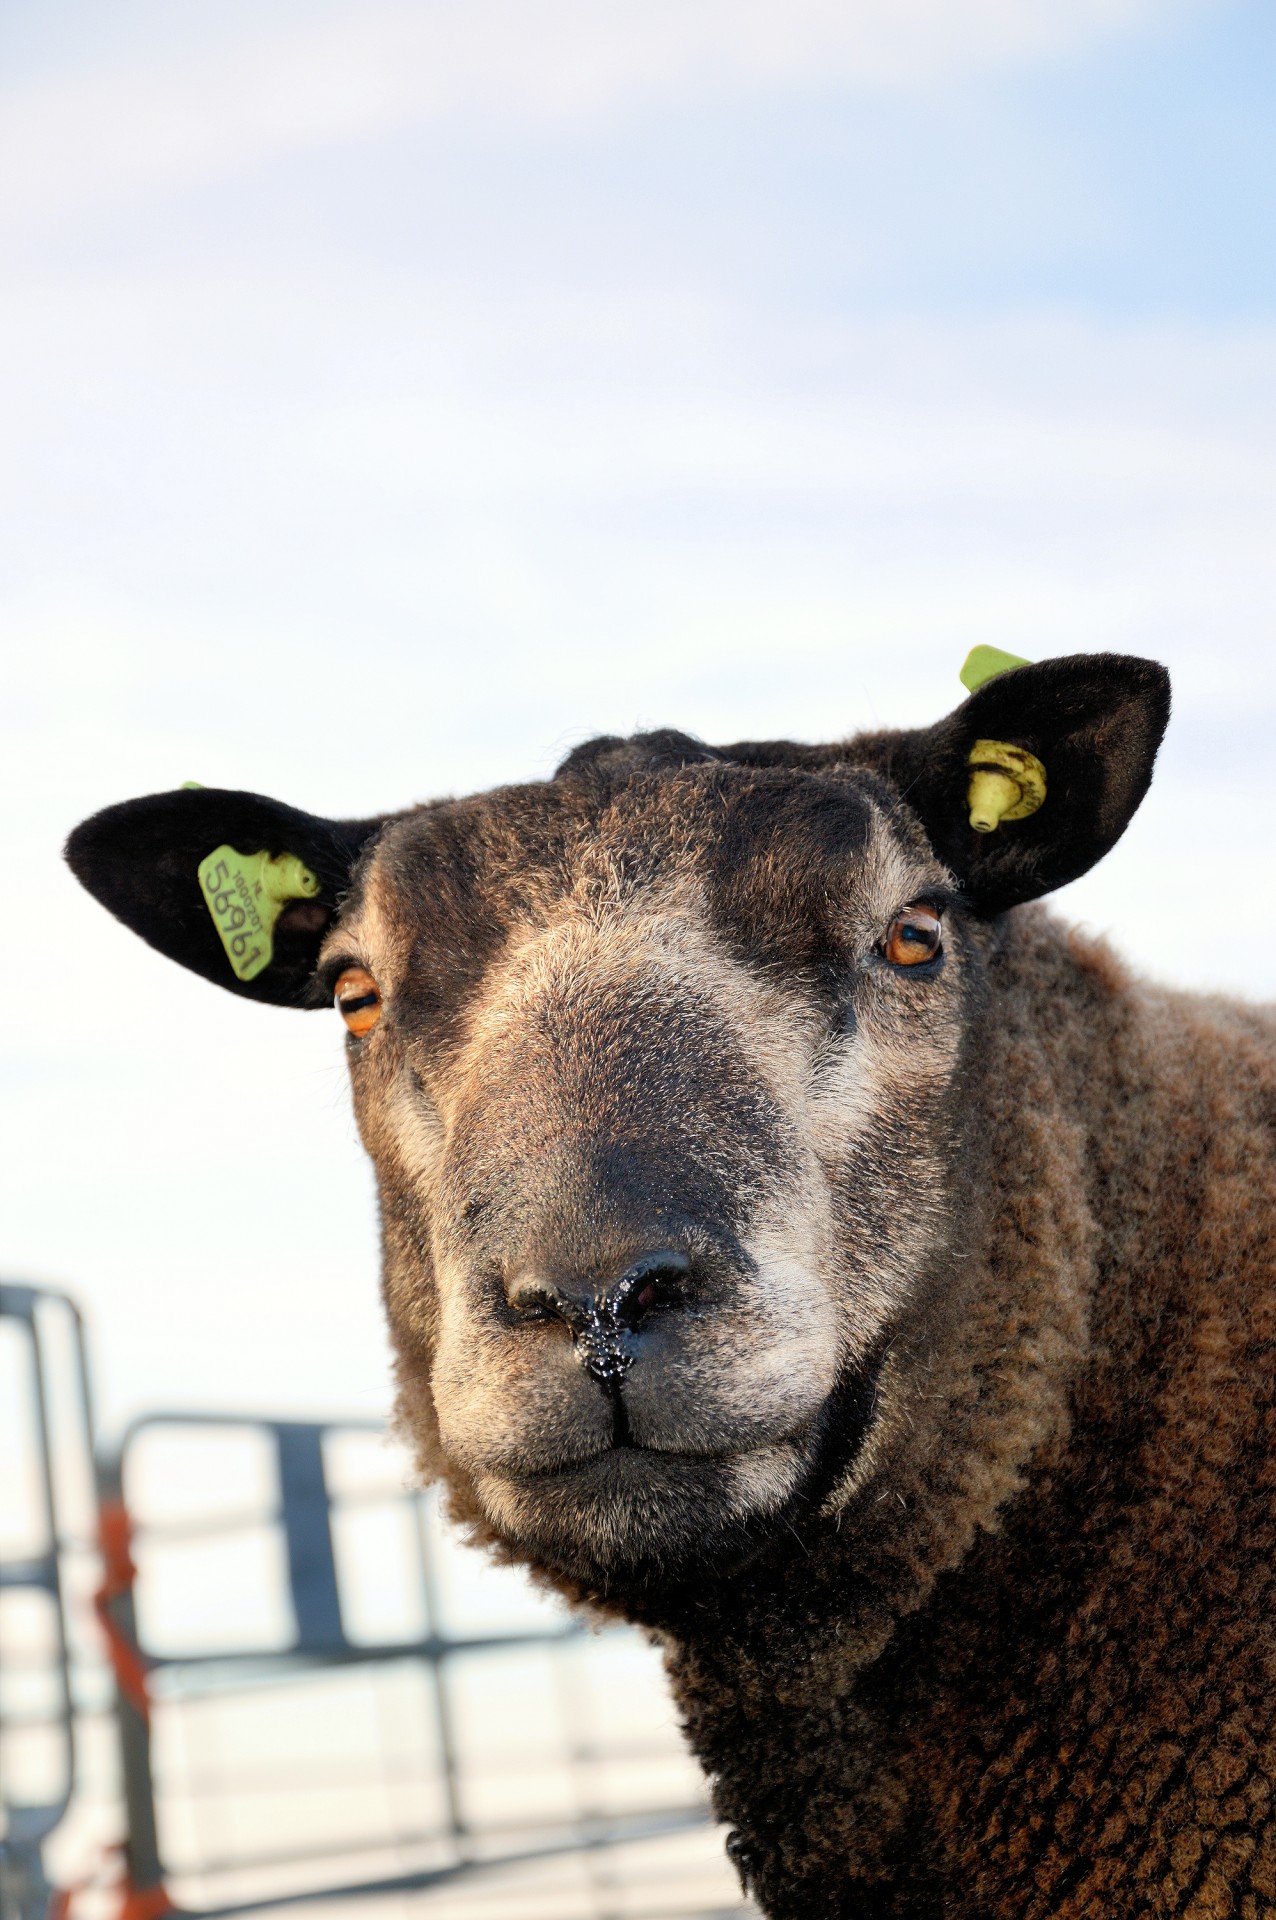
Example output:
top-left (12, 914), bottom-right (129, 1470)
top-left (197, 846), bottom-right (320, 982)
top-left (959, 645), bottom-right (1031, 693)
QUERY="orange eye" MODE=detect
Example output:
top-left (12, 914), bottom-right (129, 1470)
top-left (884, 905), bottom-right (943, 968)
top-left (334, 966), bottom-right (382, 1035)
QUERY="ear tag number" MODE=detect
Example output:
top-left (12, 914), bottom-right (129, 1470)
top-left (197, 846), bottom-right (320, 982)
top-left (966, 740), bottom-right (1047, 834)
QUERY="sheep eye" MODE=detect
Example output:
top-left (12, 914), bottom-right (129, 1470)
top-left (334, 966), bottom-right (382, 1035)
top-left (884, 905), bottom-right (942, 968)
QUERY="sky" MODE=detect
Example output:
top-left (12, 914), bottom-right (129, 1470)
top-left (2, 0), bottom-right (1275, 1437)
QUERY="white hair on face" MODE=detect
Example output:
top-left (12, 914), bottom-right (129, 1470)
top-left (355, 795), bottom-right (970, 1576)
top-left (379, 1066), bottom-right (446, 1185)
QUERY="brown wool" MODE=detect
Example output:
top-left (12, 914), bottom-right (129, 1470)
top-left (64, 657), bottom-right (1274, 1917)
top-left (657, 915), bottom-right (1276, 1919)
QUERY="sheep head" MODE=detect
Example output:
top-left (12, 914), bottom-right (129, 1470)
top-left (66, 652), bottom-right (1169, 1599)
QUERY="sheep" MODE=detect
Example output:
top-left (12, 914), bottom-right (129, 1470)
top-left (66, 650), bottom-right (1276, 1919)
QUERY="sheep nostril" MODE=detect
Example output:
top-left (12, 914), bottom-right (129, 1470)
top-left (506, 1249), bottom-right (694, 1351)
top-left (611, 1251), bottom-right (692, 1329)
top-left (506, 1282), bottom-right (568, 1327)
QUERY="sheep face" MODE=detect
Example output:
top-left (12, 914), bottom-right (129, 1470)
top-left (66, 656), bottom-right (1171, 1594)
top-left (325, 747), bottom-right (974, 1591)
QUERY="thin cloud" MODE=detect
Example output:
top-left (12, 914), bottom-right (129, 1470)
top-left (1, 0), bottom-right (1210, 226)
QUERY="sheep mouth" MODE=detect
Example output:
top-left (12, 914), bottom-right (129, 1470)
top-left (499, 1339), bottom-right (887, 1498)
top-left (476, 1346), bottom-right (888, 1588)
top-left (511, 1431), bottom-right (803, 1482)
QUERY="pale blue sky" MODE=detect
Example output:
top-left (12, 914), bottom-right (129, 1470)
top-left (3, 0), bottom-right (1273, 1428)
top-left (6, 0), bottom-right (1275, 314)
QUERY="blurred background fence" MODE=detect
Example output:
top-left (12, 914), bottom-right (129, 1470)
top-left (0, 1283), bottom-right (750, 1920)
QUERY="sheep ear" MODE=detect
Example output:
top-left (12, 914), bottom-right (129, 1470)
top-left (889, 653), bottom-right (1171, 915)
top-left (65, 787), bottom-right (388, 1006)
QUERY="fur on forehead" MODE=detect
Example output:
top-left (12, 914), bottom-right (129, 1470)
top-left (325, 743), bottom-right (951, 996)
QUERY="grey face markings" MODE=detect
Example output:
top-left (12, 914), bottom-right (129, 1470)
top-left (336, 747), bottom-right (969, 1587)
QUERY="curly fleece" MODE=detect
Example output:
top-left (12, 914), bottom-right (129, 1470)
top-left (652, 910), bottom-right (1276, 1919)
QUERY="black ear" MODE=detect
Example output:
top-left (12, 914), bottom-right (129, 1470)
top-left (65, 787), bottom-right (388, 1006)
top-left (883, 653), bottom-right (1171, 914)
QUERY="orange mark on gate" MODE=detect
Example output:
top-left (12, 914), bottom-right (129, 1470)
top-left (93, 1498), bottom-right (151, 1724)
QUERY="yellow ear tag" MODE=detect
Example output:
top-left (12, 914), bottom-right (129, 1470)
top-left (959, 645), bottom-right (1030, 693)
top-left (956, 648), bottom-right (1045, 832)
top-left (966, 740), bottom-right (1046, 834)
top-left (197, 846), bottom-right (320, 982)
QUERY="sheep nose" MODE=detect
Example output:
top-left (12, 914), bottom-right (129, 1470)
top-left (507, 1250), bottom-right (692, 1385)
